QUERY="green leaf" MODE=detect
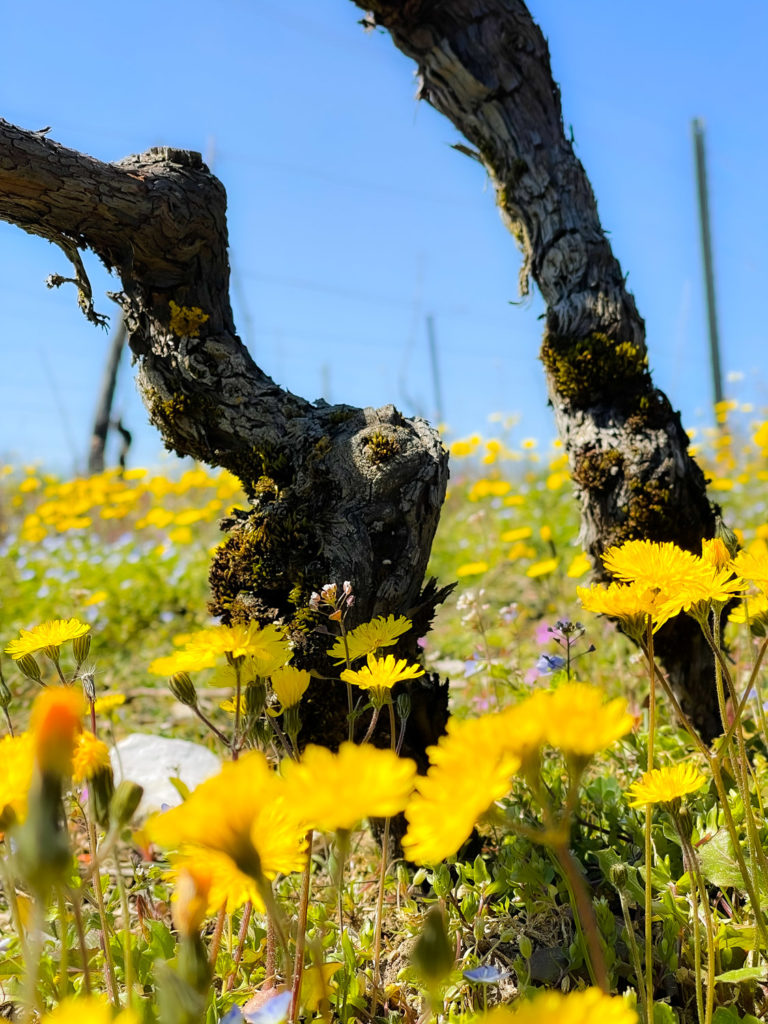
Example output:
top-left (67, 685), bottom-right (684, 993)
top-left (652, 1002), bottom-right (679, 1024)
top-left (699, 830), bottom-right (747, 890)
top-left (713, 966), bottom-right (766, 984)
top-left (168, 776), bottom-right (191, 802)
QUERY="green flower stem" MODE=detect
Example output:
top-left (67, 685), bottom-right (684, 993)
top-left (21, 893), bottom-right (44, 1024)
top-left (290, 834), bottom-right (314, 1022)
top-left (644, 619), bottom-right (656, 1022)
top-left (266, 712), bottom-right (296, 760)
top-left (339, 621), bottom-right (355, 742)
top-left (57, 888), bottom-right (69, 1002)
top-left (192, 704), bottom-right (231, 749)
top-left (265, 917), bottom-right (276, 986)
top-left (718, 636), bottom-right (768, 755)
top-left (616, 887), bottom-right (647, 1024)
top-left (674, 810), bottom-right (715, 1024)
top-left (226, 900), bottom-right (253, 993)
top-left (68, 883), bottom-right (92, 995)
top-left (113, 851), bottom-right (136, 1011)
top-left (370, 815), bottom-right (392, 1018)
top-left (87, 815), bottom-right (119, 1005)
top-left (371, 701), bottom-right (399, 1017)
top-left (333, 829), bottom-right (351, 954)
top-left (551, 841), bottom-right (608, 992)
top-left (0, 853), bottom-right (29, 966)
top-left (232, 659), bottom-right (243, 759)
top-left (704, 614), bottom-right (768, 895)
top-left (208, 906), bottom-right (227, 967)
top-left (3, 705), bottom-right (14, 737)
top-left (709, 759), bottom-right (768, 946)
top-left (361, 704), bottom-right (381, 745)
top-left (639, 647), bottom-right (710, 760)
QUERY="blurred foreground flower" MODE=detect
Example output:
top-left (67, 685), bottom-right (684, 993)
top-left (146, 751), bottom-right (306, 893)
top-left (478, 988), bottom-right (637, 1024)
top-left (281, 742), bottom-right (417, 832)
top-left (0, 732), bottom-right (34, 827)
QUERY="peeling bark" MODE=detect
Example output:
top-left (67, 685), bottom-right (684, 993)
top-left (0, 119), bottom-right (451, 759)
top-left (352, 0), bottom-right (721, 739)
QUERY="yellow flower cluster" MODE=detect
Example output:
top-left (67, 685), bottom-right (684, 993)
top-left (580, 538), bottom-right (753, 634)
top-left (12, 463), bottom-right (241, 545)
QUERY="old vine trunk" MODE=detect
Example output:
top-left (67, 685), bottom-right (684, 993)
top-left (352, 0), bottom-right (722, 739)
top-left (0, 121), bottom-right (452, 765)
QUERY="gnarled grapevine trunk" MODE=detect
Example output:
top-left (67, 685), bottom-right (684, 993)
top-left (0, 121), bottom-right (451, 764)
top-left (352, 0), bottom-right (721, 739)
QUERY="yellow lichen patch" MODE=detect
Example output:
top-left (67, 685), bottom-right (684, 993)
top-left (168, 300), bottom-right (209, 338)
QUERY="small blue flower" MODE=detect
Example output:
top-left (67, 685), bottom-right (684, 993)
top-left (536, 654), bottom-right (566, 674)
top-left (463, 964), bottom-right (506, 984)
top-left (244, 991), bottom-right (292, 1024)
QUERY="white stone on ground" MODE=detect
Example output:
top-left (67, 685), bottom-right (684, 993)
top-left (110, 733), bottom-right (221, 818)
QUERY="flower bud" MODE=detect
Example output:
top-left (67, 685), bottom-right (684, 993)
top-left (110, 780), bottom-right (144, 828)
top-left (396, 692), bottom-right (412, 723)
top-left (72, 632), bottom-right (91, 666)
top-left (16, 653), bottom-right (42, 682)
top-left (169, 673), bottom-right (198, 708)
top-left (80, 669), bottom-right (96, 703)
top-left (0, 675), bottom-right (12, 710)
top-left (715, 517), bottom-right (740, 558)
top-left (610, 862), bottom-right (629, 890)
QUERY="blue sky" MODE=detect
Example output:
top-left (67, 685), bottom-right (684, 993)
top-left (1, 1), bottom-right (766, 471)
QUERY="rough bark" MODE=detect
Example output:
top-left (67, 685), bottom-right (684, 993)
top-left (353, 0), bottom-right (721, 739)
top-left (0, 119), bottom-right (451, 763)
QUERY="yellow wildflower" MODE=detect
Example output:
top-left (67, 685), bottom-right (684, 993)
top-left (733, 549), bottom-right (768, 595)
top-left (566, 552), bottom-right (591, 578)
top-left (480, 987), bottom-right (637, 1024)
top-left (701, 537), bottom-right (733, 570)
top-left (535, 683), bottom-right (633, 760)
top-left (72, 731), bottom-right (112, 783)
top-left (171, 862), bottom-right (214, 937)
top-left (270, 665), bottom-right (310, 710)
top-left (0, 733), bottom-right (35, 825)
top-left (93, 693), bottom-right (126, 716)
top-left (456, 561), bottom-right (489, 578)
top-left (281, 742), bottom-right (417, 832)
top-left (327, 615), bottom-right (412, 665)
top-left (526, 557), bottom-right (559, 578)
top-left (5, 618), bottom-right (90, 660)
top-left (40, 999), bottom-right (138, 1024)
top-left (627, 764), bottom-right (707, 808)
top-left (146, 752), bottom-right (306, 884)
top-left (183, 622), bottom-right (290, 674)
top-left (578, 580), bottom-right (674, 636)
top-left (219, 694), bottom-right (248, 715)
top-left (148, 649), bottom-right (217, 676)
top-left (340, 653), bottom-right (425, 702)
top-left (169, 849), bottom-right (259, 915)
top-left (403, 715), bottom-right (519, 864)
